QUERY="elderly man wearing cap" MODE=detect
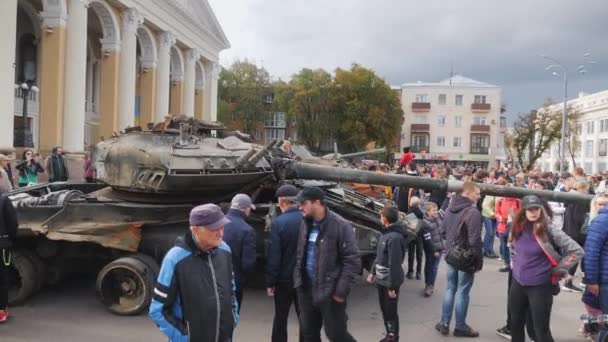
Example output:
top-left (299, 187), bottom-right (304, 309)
top-left (294, 186), bottom-right (360, 342)
top-left (149, 203), bottom-right (238, 342)
top-left (266, 184), bottom-right (303, 342)
top-left (0, 155), bottom-right (13, 194)
top-left (223, 193), bottom-right (257, 313)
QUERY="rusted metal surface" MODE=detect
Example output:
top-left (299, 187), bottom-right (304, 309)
top-left (46, 222), bottom-right (144, 252)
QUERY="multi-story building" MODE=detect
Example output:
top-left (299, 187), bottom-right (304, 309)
top-left (398, 75), bottom-right (505, 167)
top-left (537, 90), bottom-right (608, 174)
top-left (2, 0), bottom-right (229, 154)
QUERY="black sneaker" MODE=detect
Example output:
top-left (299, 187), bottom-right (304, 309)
top-left (562, 280), bottom-right (583, 293)
top-left (484, 252), bottom-right (499, 259)
top-left (496, 325), bottom-right (511, 340)
top-left (406, 272), bottom-right (414, 279)
top-left (454, 325), bottom-right (479, 338)
top-left (435, 322), bottom-right (449, 336)
top-left (498, 266), bottom-right (510, 273)
top-left (416, 273), bottom-right (421, 280)
top-left (423, 285), bottom-right (434, 297)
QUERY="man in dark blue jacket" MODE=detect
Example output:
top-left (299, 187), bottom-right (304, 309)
top-left (266, 184), bottom-right (303, 342)
top-left (584, 202), bottom-right (608, 313)
top-left (223, 193), bottom-right (257, 313)
top-left (149, 203), bottom-right (239, 342)
top-left (294, 187), bottom-right (360, 342)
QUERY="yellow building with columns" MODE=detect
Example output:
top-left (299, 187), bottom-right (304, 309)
top-left (1, 0), bottom-right (229, 155)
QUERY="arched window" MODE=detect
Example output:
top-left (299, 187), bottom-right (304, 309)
top-left (18, 33), bottom-right (37, 83)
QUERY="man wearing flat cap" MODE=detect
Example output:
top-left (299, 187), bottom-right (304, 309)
top-left (149, 203), bottom-right (239, 342)
top-left (294, 186), bottom-right (360, 342)
top-left (223, 193), bottom-right (257, 313)
top-left (266, 184), bottom-right (303, 342)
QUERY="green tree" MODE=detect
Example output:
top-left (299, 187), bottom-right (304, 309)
top-left (217, 60), bottom-right (271, 135)
top-left (287, 68), bottom-right (337, 152)
top-left (332, 64), bottom-right (403, 153)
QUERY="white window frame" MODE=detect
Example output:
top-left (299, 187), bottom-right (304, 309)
top-left (455, 95), bottom-right (463, 106)
top-left (473, 116), bottom-right (486, 125)
top-left (416, 94), bottom-right (428, 102)
top-left (474, 95), bottom-right (487, 104)
top-left (414, 115), bottom-right (428, 123)
top-left (437, 136), bottom-right (445, 147)
top-left (586, 140), bottom-right (594, 157)
top-left (453, 137), bottom-right (462, 147)
top-left (438, 94), bottom-right (447, 105)
top-left (586, 121), bottom-right (595, 134)
top-left (437, 115), bottom-right (446, 127)
top-left (455, 116), bottom-right (463, 127)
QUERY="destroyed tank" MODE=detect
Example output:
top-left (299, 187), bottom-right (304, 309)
top-left (7, 116), bottom-right (594, 316)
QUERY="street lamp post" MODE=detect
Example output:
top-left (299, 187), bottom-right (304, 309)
top-left (542, 53), bottom-right (595, 174)
top-left (19, 81), bottom-right (38, 148)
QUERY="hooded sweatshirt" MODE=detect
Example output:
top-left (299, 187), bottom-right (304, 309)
top-left (443, 195), bottom-right (483, 273)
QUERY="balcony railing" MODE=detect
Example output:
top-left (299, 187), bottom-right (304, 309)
top-left (411, 102), bottom-right (431, 112)
top-left (470, 124), bottom-right (490, 132)
top-left (411, 145), bottom-right (429, 153)
top-left (410, 124), bottom-right (430, 132)
top-left (471, 103), bottom-right (491, 112)
top-left (470, 146), bottom-right (489, 154)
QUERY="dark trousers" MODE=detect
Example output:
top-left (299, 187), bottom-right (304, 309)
top-left (506, 271), bottom-right (535, 339)
top-left (407, 237), bottom-right (423, 275)
top-left (509, 279), bottom-right (554, 342)
top-left (236, 285), bottom-right (244, 314)
top-left (0, 250), bottom-right (8, 310)
top-left (568, 257), bottom-right (585, 276)
top-left (377, 285), bottom-right (400, 336)
top-left (423, 249), bottom-right (441, 287)
top-left (272, 284), bottom-right (302, 342)
top-left (297, 288), bottom-right (356, 342)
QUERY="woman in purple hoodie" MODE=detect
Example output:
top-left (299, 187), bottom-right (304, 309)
top-left (509, 195), bottom-right (583, 342)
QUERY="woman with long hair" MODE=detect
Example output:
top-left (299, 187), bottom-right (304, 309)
top-left (15, 149), bottom-right (43, 187)
top-left (508, 195), bottom-right (583, 342)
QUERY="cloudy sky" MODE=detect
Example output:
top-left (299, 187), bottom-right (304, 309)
top-left (208, 0), bottom-right (608, 124)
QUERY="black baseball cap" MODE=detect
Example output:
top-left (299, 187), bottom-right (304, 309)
top-left (297, 187), bottom-right (325, 203)
top-left (522, 195), bottom-right (543, 210)
top-left (276, 184), bottom-right (298, 198)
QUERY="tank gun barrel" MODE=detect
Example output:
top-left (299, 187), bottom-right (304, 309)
top-left (338, 148), bottom-right (387, 160)
top-left (282, 160), bottom-right (593, 204)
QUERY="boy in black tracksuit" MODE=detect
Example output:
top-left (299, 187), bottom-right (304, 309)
top-left (367, 206), bottom-right (406, 342)
top-left (421, 202), bottom-right (444, 297)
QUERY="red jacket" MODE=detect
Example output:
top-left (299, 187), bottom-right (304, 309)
top-left (399, 152), bottom-right (414, 168)
top-left (495, 197), bottom-right (521, 234)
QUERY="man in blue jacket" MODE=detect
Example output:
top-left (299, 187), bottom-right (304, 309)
top-left (149, 203), bottom-right (239, 342)
top-left (266, 184), bottom-right (303, 342)
top-left (223, 193), bottom-right (257, 313)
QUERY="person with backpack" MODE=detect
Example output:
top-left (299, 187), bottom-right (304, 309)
top-left (436, 182), bottom-right (483, 338)
top-left (367, 205), bottom-right (407, 342)
top-left (421, 202), bottom-right (444, 297)
top-left (406, 196), bottom-right (424, 280)
top-left (508, 195), bottom-right (583, 342)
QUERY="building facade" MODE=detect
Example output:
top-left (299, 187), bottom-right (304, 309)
top-left (537, 90), bottom-right (608, 174)
top-left (398, 75), bottom-right (505, 167)
top-left (2, 0), bottom-right (229, 155)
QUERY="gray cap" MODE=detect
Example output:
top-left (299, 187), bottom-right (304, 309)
top-left (231, 193), bottom-right (256, 210)
top-left (276, 184), bottom-right (298, 198)
top-left (522, 195), bottom-right (543, 210)
top-left (189, 204), bottom-right (231, 230)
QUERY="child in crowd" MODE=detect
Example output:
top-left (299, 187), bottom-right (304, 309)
top-left (421, 202), bottom-right (444, 297)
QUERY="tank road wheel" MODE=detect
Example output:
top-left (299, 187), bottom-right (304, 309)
top-left (95, 256), bottom-right (155, 316)
top-left (131, 254), bottom-right (160, 281)
top-left (18, 249), bottom-right (47, 291)
top-left (7, 250), bottom-right (37, 305)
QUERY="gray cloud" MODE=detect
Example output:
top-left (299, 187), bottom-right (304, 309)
top-left (208, 0), bottom-right (608, 123)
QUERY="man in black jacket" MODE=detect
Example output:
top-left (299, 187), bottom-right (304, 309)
top-left (294, 187), bottom-right (360, 342)
top-left (223, 193), bottom-right (257, 312)
top-left (266, 184), bottom-right (303, 342)
top-left (0, 194), bottom-right (18, 322)
top-left (367, 205), bottom-right (406, 342)
top-left (436, 182), bottom-right (483, 338)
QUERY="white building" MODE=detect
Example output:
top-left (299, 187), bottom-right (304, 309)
top-left (537, 90), bottom-right (608, 174)
top-left (398, 75), bottom-right (505, 167)
top-left (1, 0), bottom-right (229, 154)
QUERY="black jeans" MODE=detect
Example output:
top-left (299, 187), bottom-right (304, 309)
top-left (377, 285), bottom-right (399, 336)
top-left (509, 279), bottom-right (554, 342)
top-left (297, 288), bottom-right (356, 342)
top-left (272, 284), bottom-right (302, 342)
top-left (506, 271), bottom-right (536, 340)
top-left (236, 285), bottom-right (244, 314)
top-left (407, 237), bottom-right (423, 275)
top-left (0, 249), bottom-right (8, 310)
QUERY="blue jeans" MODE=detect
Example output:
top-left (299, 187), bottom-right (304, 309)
top-left (499, 224), bottom-right (511, 268)
top-left (599, 284), bottom-right (608, 314)
top-left (424, 250), bottom-right (441, 286)
top-left (483, 217), bottom-right (497, 255)
top-left (441, 263), bottom-right (475, 329)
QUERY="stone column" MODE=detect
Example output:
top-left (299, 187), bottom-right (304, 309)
top-left (117, 8), bottom-right (143, 131)
top-left (155, 32), bottom-right (174, 122)
top-left (203, 62), bottom-right (220, 121)
top-left (0, 0), bottom-right (18, 152)
top-left (62, 0), bottom-right (89, 153)
top-left (182, 49), bottom-right (199, 116)
top-left (39, 9), bottom-right (68, 153)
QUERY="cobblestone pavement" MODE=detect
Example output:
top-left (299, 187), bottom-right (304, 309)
top-left (1, 257), bottom-right (585, 342)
